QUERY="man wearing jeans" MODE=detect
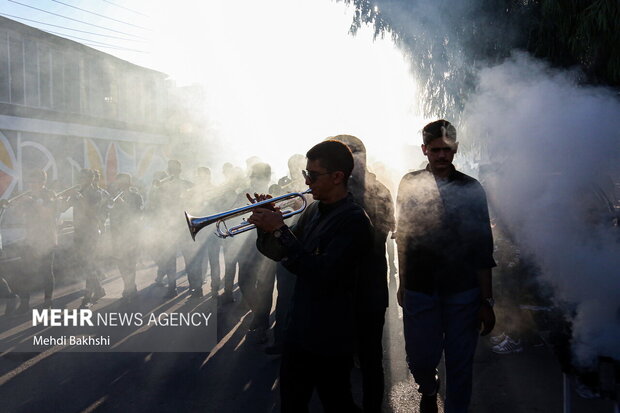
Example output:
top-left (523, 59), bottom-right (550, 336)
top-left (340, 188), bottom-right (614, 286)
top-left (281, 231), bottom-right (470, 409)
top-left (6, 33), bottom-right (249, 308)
top-left (396, 120), bottom-right (496, 413)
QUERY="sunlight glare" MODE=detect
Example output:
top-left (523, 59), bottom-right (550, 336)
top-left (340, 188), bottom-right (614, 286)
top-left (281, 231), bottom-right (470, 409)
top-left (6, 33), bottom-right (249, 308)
top-left (137, 0), bottom-right (427, 178)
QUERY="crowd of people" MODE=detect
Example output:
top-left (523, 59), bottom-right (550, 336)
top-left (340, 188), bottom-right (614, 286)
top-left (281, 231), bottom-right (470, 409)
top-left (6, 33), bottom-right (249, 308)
top-left (0, 156), bottom-right (299, 311)
top-left (0, 120), bottom-right (497, 413)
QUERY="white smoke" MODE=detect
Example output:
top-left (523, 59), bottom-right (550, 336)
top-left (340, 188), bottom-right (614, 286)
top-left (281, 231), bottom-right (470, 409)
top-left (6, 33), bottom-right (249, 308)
top-left (461, 52), bottom-right (620, 365)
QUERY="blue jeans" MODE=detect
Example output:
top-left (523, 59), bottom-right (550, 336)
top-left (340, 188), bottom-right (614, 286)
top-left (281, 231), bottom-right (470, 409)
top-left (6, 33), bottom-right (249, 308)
top-left (403, 288), bottom-right (480, 413)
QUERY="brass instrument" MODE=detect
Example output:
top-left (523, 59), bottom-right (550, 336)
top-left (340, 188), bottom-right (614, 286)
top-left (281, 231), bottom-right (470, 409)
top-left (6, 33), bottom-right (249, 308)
top-left (0, 191), bottom-right (32, 208)
top-left (0, 184), bottom-right (78, 211)
top-left (55, 184), bottom-right (81, 199)
top-left (154, 175), bottom-right (175, 187)
top-left (112, 191), bottom-right (125, 203)
top-left (107, 191), bottom-right (125, 208)
top-left (185, 189), bottom-right (311, 240)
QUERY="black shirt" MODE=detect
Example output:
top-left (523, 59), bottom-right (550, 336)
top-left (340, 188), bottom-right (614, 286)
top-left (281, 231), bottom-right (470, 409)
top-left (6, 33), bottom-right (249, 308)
top-left (21, 188), bottom-right (58, 251)
top-left (109, 188), bottom-right (144, 245)
top-left (396, 166), bottom-right (496, 295)
top-left (256, 194), bottom-right (373, 355)
top-left (70, 185), bottom-right (107, 240)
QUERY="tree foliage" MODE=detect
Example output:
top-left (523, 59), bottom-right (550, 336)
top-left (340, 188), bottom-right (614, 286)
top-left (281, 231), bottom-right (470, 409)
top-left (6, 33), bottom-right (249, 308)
top-left (339, 0), bottom-right (620, 118)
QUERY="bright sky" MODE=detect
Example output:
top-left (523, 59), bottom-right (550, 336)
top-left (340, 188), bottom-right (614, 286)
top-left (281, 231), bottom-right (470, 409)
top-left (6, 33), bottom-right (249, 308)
top-left (1, 0), bottom-right (428, 182)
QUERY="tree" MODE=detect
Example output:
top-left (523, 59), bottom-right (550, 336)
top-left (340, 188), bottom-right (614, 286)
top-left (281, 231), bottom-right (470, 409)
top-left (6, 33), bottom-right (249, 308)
top-left (339, 0), bottom-right (620, 118)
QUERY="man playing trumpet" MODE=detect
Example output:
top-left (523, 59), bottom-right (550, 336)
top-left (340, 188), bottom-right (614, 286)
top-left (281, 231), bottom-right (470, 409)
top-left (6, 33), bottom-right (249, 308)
top-left (247, 141), bottom-right (372, 412)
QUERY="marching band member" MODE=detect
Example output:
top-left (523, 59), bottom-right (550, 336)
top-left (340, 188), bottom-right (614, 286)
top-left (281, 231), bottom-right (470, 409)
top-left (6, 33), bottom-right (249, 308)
top-left (14, 169), bottom-right (64, 312)
top-left (108, 173), bottom-right (144, 302)
top-left (70, 169), bottom-right (107, 308)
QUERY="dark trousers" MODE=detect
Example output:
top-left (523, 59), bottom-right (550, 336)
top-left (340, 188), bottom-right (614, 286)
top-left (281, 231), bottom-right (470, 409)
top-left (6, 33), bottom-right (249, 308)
top-left (222, 238), bottom-right (240, 295)
top-left (19, 248), bottom-right (55, 301)
top-left (403, 288), bottom-right (480, 413)
top-left (280, 343), bottom-right (359, 413)
top-left (355, 309), bottom-right (386, 413)
top-left (238, 247), bottom-right (276, 330)
top-left (205, 237), bottom-right (221, 292)
top-left (151, 236), bottom-right (168, 282)
top-left (115, 244), bottom-right (138, 295)
top-left (0, 276), bottom-right (13, 298)
top-left (162, 243), bottom-right (178, 290)
top-left (183, 242), bottom-right (203, 291)
top-left (274, 263), bottom-right (296, 345)
top-left (161, 232), bottom-right (200, 291)
top-left (76, 235), bottom-right (102, 299)
top-left (155, 256), bottom-right (167, 281)
top-left (188, 235), bottom-right (222, 293)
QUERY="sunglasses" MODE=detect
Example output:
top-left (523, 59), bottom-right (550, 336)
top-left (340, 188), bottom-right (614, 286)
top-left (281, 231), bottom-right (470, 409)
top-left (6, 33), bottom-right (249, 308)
top-left (302, 169), bottom-right (331, 183)
top-left (428, 147), bottom-right (455, 154)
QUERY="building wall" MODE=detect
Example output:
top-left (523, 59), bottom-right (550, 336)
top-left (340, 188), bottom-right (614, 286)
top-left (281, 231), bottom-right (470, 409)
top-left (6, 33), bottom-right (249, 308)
top-left (0, 17), bottom-right (171, 198)
top-left (0, 23), bottom-right (167, 125)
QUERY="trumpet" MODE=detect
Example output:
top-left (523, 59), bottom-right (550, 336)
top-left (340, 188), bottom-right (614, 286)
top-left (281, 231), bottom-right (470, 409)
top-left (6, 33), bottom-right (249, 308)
top-left (185, 189), bottom-right (311, 240)
top-left (154, 175), bottom-right (174, 187)
top-left (107, 191), bottom-right (125, 208)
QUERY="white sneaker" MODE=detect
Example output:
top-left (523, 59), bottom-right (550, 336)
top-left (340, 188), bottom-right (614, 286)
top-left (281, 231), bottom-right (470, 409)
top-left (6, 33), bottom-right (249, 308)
top-left (492, 337), bottom-right (523, 354)
top-left (490, 332), bottom-right (507, 345)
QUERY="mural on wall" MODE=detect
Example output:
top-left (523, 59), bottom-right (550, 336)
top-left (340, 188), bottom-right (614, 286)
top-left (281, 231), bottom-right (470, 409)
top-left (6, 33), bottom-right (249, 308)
top-left (84, 138), bottom-right (104, 179)
top-left (0, 131), bottom-right (18, 200)
top-left (116, 142), bottom-right (137, 174)
top-left (0, 129), bottom-right (167, 199)
top-left (136, 145), bottom-right (168, 184)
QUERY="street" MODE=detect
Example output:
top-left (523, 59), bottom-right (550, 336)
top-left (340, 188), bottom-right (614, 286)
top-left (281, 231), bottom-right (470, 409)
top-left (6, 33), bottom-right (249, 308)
top-left (0, 255), bottom-right (615, 413)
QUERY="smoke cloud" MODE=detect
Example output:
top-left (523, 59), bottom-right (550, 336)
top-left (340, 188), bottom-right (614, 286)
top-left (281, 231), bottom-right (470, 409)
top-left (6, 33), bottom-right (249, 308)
top-left (461, 52), bottom-right (620, 365)
top-left (341, 0), bottom-right (620, 367)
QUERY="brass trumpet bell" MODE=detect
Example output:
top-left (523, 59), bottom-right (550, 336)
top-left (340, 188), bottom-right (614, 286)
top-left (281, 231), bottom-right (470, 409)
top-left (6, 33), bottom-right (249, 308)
top-left (185, 212), bottom-right (221, 241)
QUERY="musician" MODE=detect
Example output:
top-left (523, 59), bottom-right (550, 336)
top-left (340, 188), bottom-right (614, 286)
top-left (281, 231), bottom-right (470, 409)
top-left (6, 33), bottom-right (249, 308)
top-left (331, 135), bottom-right (395, 413)
top-left (13, 169), bottom-right (62, 312)
top-left (219, 163), bottom-right (249, 304)
top-left (265, 153), bottom-right (307, 355)
top-left (237, 162), bottom-right (276, 342)
top-left (70, 168), bottom-right (107, 308)
top-left (185, 167), bottom-right (222, 299)
top-left (245, 156), bottom-right (262, 175)
top-left (147, 171), bottom-right (169, 286)
top-left (92, 169), bottom-right (111, 231)
top-left (158, 160), bottom-right (194, 298)
top-left (92, 169), bottom-right (111, 282)
top-left (272, 154), bottom-right (306, 196)
top-left (370, 161), bottom-right (399, 280)
top-left (1, 275), bottom-right (17, 315)
top-left (395, 120), bottom-right (496, 413)
top-left (248, 140), bottom-right (372, 412)
top-left (109, 173), bottom-right (143, 301)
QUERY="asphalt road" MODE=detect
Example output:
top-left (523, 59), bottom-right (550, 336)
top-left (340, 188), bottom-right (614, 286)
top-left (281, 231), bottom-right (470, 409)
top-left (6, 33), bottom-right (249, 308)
top-left (0, 256), bottom-right (616, 412)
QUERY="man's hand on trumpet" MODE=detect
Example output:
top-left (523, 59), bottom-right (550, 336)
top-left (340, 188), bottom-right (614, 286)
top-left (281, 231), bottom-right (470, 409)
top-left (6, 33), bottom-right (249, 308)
top-left (246, 193), bottom-right (274, 206)
top-left (246, 193), bottom-right (285, 232)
